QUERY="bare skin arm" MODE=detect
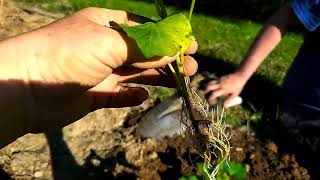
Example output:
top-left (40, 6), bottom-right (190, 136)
top-left (206, 3), bottom-right (301, 107)
top-left (0, 8), bottom-right (198, 148)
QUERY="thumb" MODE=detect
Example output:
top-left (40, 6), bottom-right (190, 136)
top-left (89, 85), bottom-right (149, 109)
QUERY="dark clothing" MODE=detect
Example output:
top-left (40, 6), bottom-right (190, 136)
top-left (280, 1), bottom-right (320, 151)
top-left (281, 31), bottom-right (320, 149)
top-left (270, 1), bottom-right (320, 177)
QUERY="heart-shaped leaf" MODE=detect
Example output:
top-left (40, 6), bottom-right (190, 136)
top-left (120, 13), bottom-right (195, 58)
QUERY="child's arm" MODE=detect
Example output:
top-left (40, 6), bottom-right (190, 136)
top-left (206, 3), bottom-right (301, 107)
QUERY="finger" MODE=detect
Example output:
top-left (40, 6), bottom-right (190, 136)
top-left (208, 97), bottom-right (218, 106)
top-left (185, 41), bottom-right (198, 55)
top-left (115, 66), bottom-right (176, 87)
top-left (129, 53), bottom-right (178, 69)
top-left (116, 56), bottom-right (198, 87)
top-left (88, 84), bottom-right (148, 109)
top-left (209, 89), bottom-right (225, 100)
top-left (207, 80), bottom-right (220, 86)
top-left (183, 56), bottom-right (198, 76)
top-left (78, 8), bottom-right (150, 26)
top-left (205, 83), bottom-right (221, 94)
top-left (130, 53), bottom-right (198, 70)
top-left (120, 56), bottom-right (197, 78)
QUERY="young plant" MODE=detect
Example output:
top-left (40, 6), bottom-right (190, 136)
top-left (216, 160), bottom-right (246, 180)
top-left (113, 0), bottom-right (231, 179)
top-left (196, 160), bottom-right (246, 180)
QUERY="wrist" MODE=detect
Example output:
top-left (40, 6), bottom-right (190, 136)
top-left (0, 31), bottom-right (51, 148)
top-left (0, 28), bottom-right (53, 82)
top-left (234, 68), bottom-right (252, 82)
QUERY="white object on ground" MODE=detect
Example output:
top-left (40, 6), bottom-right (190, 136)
top-left (225, 96), bottom-right (243, 108)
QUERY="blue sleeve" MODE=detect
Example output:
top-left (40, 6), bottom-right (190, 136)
top-left (291, 0), bottom-right (320, 31)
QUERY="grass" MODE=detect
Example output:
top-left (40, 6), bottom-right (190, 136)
top-left (17, 0), bottom-right (303, 86)
top-left (16, 0), bottom-right (303, 125)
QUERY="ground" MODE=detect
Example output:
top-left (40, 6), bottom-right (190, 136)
top-left (0, 1), bottom-right (312, 179)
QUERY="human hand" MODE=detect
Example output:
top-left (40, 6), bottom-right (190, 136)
top-left (0, 7), bottom-right (197, 135)
top-left (205, 71), bottom-right (247, 108)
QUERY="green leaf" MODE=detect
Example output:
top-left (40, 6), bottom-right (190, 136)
top-left (188, 176), bottom-right (199, 180)
top-left (218, 173), bottom-right (230, 180)
top-left (179, 176), bottom-right (199, 180)
top-left (196, 162), bottom-right (211, 180)
top-left (216, 160), bottom-right (246, 180)
top-left (120, 13), bottom-right (195, 58)
top-left (228, 162), bottom-right (246, 180)
top-left (179, 177), bottom-right (188, 180)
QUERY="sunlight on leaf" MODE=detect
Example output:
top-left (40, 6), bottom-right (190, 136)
top-left (120, 13), bottom-right (195, 58)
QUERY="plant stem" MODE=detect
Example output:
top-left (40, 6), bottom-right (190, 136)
top-left (176, 55), bottom-right (184, 74)
top-left (168, 63), bottom-right (181, 89)
top-left (180, 52), bottom-right (185, 65)
top-left (176, 53), bottom-right (200, 132)
top-left (189, 0), bottom-right (196, 20)
top-left (160, 0), bottom-right (199, 131)
top-left (154, 0), bottom-right (167, 19)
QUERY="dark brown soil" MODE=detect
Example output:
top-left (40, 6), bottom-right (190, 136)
top-left (99, 117), bottom-right (312, 180)
top-left (230, 130), bottom-right (310, 180)
top-left (56, 118), bottom-right (311, 180)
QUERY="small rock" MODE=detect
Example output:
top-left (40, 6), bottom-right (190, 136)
top-left (265, 142), bottom-right (278, 154)
top-left (281, 154), bottom-right (290, 164)
top-left (41, 162), bottom-right (49, 169)
top-left (291, 162), bottom-right (299, 168)
top-left (246, 165), bottom-right (250, 173)
top-left (91, 159), bottom-right (101, 167)
top-left (34, 171), bottom-right (44, 178)
top-left (250, 153), bottom-right (256, 159)
top-left (248, 145), bottom-right (255, 151)
top-left (149, 152), bottom-right (158, 159)
top-left (235, 147), bottom-right (243, 152)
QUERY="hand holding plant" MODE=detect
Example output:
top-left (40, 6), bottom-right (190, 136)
top-left (0, 7), bottom-right (198, 147)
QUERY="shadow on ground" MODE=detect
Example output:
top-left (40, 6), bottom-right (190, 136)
top-left (0, 168), bottom-right (11, 180)
top-left (45, 130), bottom-right (138, 180)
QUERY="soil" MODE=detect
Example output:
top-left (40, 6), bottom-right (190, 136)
top-left (0, 1), bottom-right (313, 179)
top-left (230, 131), bottom-right (310, 180)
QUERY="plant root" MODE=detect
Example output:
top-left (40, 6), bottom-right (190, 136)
top-left (180, 77), bottom-right (231, 180)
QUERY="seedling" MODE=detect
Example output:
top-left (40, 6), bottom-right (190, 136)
top-left (196, 160), bottom-right (246, 180)
top-left (114, 0), bottom-right (231, 179)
